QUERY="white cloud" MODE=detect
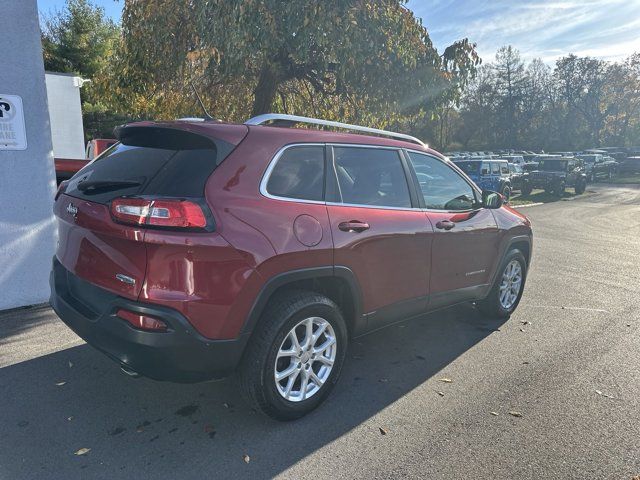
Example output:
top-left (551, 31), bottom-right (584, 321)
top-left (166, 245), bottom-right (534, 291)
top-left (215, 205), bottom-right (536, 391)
top-left (408, 0), bottom-right (640, 63)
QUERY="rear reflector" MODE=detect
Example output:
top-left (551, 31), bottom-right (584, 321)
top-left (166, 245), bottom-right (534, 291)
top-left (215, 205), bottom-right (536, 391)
top-left (111, 197), bottom-right (207, 229)
top-left (116, 309), bottom-right (168, 332)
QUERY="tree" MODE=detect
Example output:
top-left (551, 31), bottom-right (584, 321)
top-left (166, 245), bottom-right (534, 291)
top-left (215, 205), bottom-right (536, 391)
top-left (41, 0), bottom-right (123, 138)
top-left (119, 0), bottom-right (480, 126)
top-left (493, 46), bottom-right (527, 147)
top-left (41, 0), bottom-right (119, 79)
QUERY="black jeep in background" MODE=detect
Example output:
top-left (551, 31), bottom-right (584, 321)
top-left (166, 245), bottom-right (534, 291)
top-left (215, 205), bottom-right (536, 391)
top-left (522, 157), bottom-right (587, 196)
top-left (578, 154), bottom-right (617, 182)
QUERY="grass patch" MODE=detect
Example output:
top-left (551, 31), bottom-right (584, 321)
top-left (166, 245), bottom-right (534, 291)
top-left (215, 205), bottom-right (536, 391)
top-left (509, 188), bottom-right (584, 206)
top-left (600, 173), bottom-right (640, 185)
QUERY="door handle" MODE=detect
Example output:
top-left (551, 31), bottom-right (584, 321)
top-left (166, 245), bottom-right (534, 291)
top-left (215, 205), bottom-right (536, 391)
top-left (435, 220), bottom-right (455, 231)
top-left (338, 221), bottom-right (370, 233)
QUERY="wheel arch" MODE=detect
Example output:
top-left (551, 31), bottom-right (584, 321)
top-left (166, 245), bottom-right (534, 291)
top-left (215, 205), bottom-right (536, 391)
top-left (241, 266), bottom-right (364, 338)
top-left (507, 235), bottom-right (532, 267)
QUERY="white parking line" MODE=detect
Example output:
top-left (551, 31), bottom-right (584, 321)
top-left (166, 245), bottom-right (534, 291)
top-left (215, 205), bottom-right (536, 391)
top-left (512, 202), bottom-right (544, 209)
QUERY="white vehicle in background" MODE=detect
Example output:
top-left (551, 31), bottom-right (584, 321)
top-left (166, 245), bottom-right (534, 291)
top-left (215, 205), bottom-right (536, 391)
top-left (500, 155), bottom-right (525, 165)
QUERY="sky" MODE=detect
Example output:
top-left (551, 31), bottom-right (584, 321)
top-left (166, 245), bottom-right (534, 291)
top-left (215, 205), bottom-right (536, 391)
top-left (38, 0), bottom-right (640, 64)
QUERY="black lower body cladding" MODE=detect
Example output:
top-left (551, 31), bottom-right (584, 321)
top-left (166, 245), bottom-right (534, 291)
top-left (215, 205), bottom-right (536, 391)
top-left (49, 257), bottom-right (249, 382)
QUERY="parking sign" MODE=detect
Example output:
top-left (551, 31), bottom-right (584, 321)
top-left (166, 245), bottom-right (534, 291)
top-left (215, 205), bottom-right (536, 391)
top-left (0, 94), bottom-right (27, 150)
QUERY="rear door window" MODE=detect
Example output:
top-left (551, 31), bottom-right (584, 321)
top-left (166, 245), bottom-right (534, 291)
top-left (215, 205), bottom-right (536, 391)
top-left (500, 164), bottom-right (509, 175)
top-left (265, 145), bottom-right (325, 201)
top-left (65, 128), bottom-right (229, 204)
top-left (333, 147), bottom-right (411, 208)
top-left (491, 162), bottom-right (500, 174)
top-left (481, 162), bottom-right (490, 175)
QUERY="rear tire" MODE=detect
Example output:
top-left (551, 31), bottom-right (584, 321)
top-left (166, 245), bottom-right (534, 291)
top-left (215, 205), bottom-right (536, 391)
top-left (238, 291), bottom-right (348, 421)
top-left (477, 249), bottom-right (527, 318)
top-left (521, 182), bottom-right (532, 196)
top-left (575, 178), bottom-right (586, 194)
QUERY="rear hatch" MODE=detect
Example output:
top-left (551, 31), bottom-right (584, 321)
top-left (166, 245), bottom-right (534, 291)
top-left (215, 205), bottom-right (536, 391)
top-left (54, 122), bottom-right (247, 300)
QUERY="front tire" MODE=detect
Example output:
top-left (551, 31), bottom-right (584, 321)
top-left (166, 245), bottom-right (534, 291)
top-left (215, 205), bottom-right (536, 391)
top-left (521, 182), bottom-right (532, 196)
top-left (553, 180), bottom-right (566, 197)
top-left (575, 178), bottom-right (586, 194)
top-left (477, 249), bottom-right (527, 318)
top-left (501, 185), bottom-right (512, 202)
top-left (238, 291), bottom-right (348, 421)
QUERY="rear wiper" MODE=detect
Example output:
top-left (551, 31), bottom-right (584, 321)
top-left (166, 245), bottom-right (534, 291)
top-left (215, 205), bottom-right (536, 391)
top-left (77, 180), bottom-right (142, 192)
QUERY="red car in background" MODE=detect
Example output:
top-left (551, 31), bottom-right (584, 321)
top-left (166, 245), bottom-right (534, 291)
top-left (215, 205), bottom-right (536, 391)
top-left (50, 114), bottom-right (532, 420)
top-left (54, 138), bottom-right (117, 184)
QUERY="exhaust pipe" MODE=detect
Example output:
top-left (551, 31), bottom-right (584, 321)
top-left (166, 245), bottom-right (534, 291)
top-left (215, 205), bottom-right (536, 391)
top-left (120, 364), bottom-right (141, 378)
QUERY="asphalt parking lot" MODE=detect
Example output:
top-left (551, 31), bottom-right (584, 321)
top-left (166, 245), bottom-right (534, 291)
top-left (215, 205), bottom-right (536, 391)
top-left (1, 184), bottom-right (639, 480)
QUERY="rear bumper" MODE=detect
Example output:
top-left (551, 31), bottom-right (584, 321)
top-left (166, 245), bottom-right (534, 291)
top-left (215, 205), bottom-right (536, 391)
top-left (49, 258), bottom-right (249, 382)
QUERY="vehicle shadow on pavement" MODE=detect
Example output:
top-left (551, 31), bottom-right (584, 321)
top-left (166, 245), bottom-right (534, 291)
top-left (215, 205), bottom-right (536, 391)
top-left (0, 304), bottom-right (506, 480)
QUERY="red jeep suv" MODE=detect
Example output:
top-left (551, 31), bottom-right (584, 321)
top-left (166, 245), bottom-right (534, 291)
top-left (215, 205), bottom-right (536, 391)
top-left (50, 114), bottom-right (532, 420)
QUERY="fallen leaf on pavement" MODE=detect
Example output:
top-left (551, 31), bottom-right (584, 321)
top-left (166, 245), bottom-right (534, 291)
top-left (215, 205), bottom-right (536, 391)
top-left (68, 361), bottom-right (73, 368)
top-left (67, 416), bottom-right (73, 421)
top-left (490, 412), bottom-right (499, 416)
top-left (379, 378), bottom-right (389, 383)
top-left (519, 328), bottom-right (525, 332)
top-left (243, 454), bottom-right (250, 463)
top-left (509, 411), bottom-right (523, 418)
top-left (520, 321), bottom-right (531, 325)
top-left (74, 448), bottom-right (90, 456)
top-left (439, 378), bottom-right (453, 383)
top-left (595, 390), bottom-right (615, 399)
top-left (436, 391), bottom-right (445, 397)
top-left (379, 427), bottom-right (388, 435)
top-left (55, 381), bottom-right (66, 386)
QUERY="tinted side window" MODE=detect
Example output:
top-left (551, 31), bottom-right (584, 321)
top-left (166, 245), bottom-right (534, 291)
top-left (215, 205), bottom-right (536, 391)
top-left (491, 162), bottom-right (500, 174)
top-left (408, 152), bottom-right (477, 211)
top-left (333, 147), bottom-right (411, 208)
top-left (266, 146), bottom-right (325, 201)
top-left (481, 162), bottom-right (490, 175)
top-left (500, 164), bottom-right (509, 174)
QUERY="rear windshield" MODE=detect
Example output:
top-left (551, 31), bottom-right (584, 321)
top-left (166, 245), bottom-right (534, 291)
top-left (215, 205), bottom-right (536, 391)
top-left (455, 161), bottom-right (480, 175)
top-left (538, 160), bottom-right (567, 171)
top-left (65, 128), bottom-right (232, 204)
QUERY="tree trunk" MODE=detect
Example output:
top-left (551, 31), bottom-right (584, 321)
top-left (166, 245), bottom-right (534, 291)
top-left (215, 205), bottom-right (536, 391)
top-left (252, 64), bottom-right (279, 117)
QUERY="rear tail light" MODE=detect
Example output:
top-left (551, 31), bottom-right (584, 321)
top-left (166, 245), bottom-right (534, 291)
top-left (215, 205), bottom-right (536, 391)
top-left (116, 309), bottom-right (168, 332)
top-left (55, 180), bottom-right (69, 200)
top-left (110, 197), bottom-right (209, 230)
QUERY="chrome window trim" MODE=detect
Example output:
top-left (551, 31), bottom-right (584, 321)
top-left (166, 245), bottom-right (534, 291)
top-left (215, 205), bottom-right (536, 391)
top-left (404, 149), bottom-right (484, 214)
top-left (260, 143), bottom-right (327, 205)
top-left (325, 201), bottom-right (421, 212)
top-left (260, 142), bottom-right (426, 210)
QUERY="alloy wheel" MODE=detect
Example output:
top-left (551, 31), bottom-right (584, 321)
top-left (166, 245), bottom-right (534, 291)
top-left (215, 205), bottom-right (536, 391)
top-left (499, 260), bottom-right (523, 310)
top-left (274, 317), bottom-right (337, 402)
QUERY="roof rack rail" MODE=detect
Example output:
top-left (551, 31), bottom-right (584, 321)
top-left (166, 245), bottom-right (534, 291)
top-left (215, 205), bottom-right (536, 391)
top-left (244, 113), bottom-right (426, 147)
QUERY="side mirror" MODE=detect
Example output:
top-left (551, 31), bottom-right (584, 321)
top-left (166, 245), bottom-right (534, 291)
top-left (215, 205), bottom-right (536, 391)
top-left (482, 190), bottom-right (503, 209)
